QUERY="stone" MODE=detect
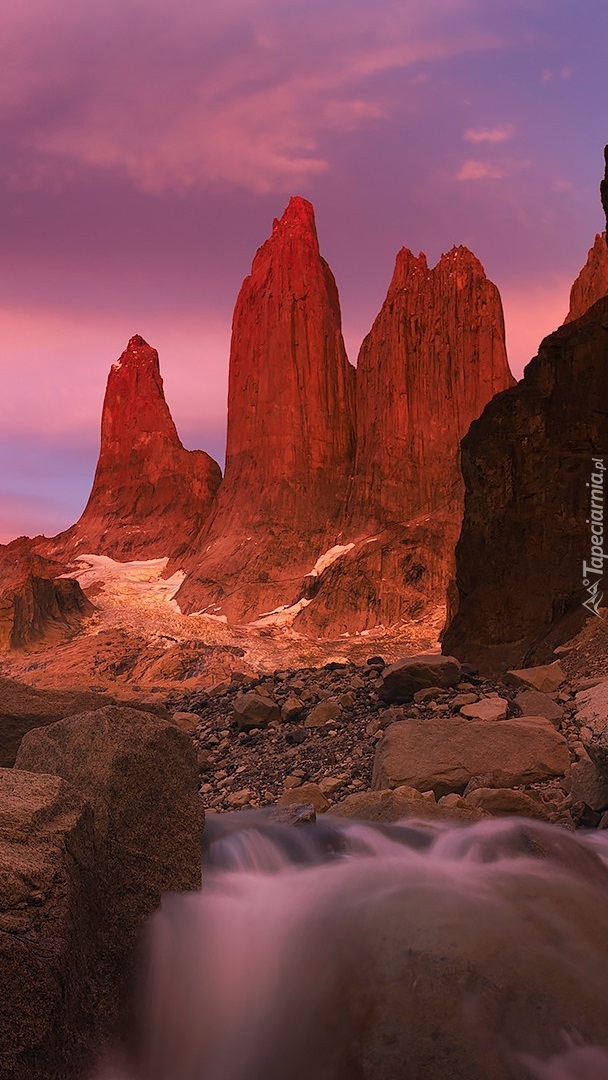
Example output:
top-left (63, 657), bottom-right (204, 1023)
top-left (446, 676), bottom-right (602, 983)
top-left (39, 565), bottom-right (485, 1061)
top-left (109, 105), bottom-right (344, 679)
top-left (267, 803), bottom-right (316, 826)
top-left (226, 788), bottom-right (251, 808)
top-left (281, 695), bottom-right (304, 722)
top-left (378, 654), bottom-right (461, 702)
top-left (0, 769), bottom-right (100, 1080)
top-left (15, 706), bottom-right (203, 1017)
top-left (48, 335), bottom-right (221, 561)
top-left (176, 197), bottom-right (356, 623)
top-left (459, 695), bottom-right (508, 722)
top-left (575, 678), bottom-right (608, 775)
top-left (304, 700), bottom-right (341, 727)
top-left (0, 675), bottom-right (167, 768)
top-left (171, 711), bottom-right (200, 734)
top-left (452, 692), bottom-right (479, 706)
top-left (413, 686), bottom-right (445, 703)
top-left (464, 787), bottom-right (549, 820)
top-left (443, 289), bottom-right (608, 674)
top-left (233, 692), bottom-right (280, 731)
top-left (514, 689), bottom-right (564, 727)
top-left (318, 774), bottom-right (349, 797)
top-left (565, 233), bottom-right (608, 321)
top-left (569, 756), bottom-right (608, 812)
top-left (504, 662), bottom-right (565, 694)
top-left (333, 786), bottom-right (486, 824)
top-left (372, 717), bottom-right (570, 796)
top-left (277, 783), bottom-right (329, 813)
top-left (339, 692), bottom-right (356, 708)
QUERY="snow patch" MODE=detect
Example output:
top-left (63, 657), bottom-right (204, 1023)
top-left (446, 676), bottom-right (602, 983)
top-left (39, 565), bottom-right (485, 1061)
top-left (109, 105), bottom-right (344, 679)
top-left (64, 554), bottom-right (184, 609)
top-left (251, 597), bottom-right (312, 629)
top-left (308, 543), bottom-right (354, 577)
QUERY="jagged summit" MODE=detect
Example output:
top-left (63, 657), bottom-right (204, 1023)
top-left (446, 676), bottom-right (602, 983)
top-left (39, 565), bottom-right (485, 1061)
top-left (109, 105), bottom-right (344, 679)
top-left (272, 195), bottom-right (318, 237)
top-left (47, 336), bottom-right (221, 561)
top-left (175, 196), bottom-right (356, 621)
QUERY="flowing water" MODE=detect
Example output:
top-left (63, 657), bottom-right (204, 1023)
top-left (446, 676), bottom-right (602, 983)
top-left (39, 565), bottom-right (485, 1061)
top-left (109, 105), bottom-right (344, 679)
top-left (102, 813), bottom-right (608, 1080)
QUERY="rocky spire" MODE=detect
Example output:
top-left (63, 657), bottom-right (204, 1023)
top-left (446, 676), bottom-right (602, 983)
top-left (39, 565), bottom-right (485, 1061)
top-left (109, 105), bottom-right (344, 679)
top-left (53, 335), bottom-right (221, 560)
top-left (347, 245), bottom-right (514, 530)
top-left (175, 197), bottom-right (356, 621)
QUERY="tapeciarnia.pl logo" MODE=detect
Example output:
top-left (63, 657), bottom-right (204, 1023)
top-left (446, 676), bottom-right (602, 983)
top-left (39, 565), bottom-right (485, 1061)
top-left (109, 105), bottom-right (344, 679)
top-left (582, 456), bottom-right (606, 618)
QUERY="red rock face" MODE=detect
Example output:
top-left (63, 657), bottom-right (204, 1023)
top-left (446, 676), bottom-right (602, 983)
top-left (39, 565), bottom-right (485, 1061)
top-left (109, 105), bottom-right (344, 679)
top-left (176, 197), bottom-right (356, 621)
top-left (294, 247), bottom-right (514, 637)
top-left (565, 233), bottom-right (608, 323)
top-left (0, 537), bottom-right (93, 648)
top-left (348, 246), bottom-right (515, 529)
top-left (51, 336), bottom-right (221, 561)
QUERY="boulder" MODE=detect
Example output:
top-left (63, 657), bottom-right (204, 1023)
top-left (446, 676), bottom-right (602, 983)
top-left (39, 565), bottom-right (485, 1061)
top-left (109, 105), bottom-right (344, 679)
top-left (378, 654), bottom-right (461, 703)
top-left (569, 756), bottom-right (608, 812)
top-left (514, 689), bottom-right (564, 727)
top-left (277, 783), bottom-right (329, 813)
top-left (15, 706), bottom-right (204, 1016)
top-left (504, 662), bottom-right (565, 694)
top-left (0, 675), bottom-right (168, 768)
top-left (233, 692), bottom-right (280, 731)
top-left (305, 700), bottom-right (341, 727)
top-left (0, 769), bottom-right (99, 1080)
top-left (332, 787), bottom-right (486, 824)
top-left (575, 678), bottom-right (608, 776)
top-left (464, 787), bottom-right (549, 820)
top-left (459, 695), bottom-right (508, 721)
top-left (372, 717), bottom-right (570, 796)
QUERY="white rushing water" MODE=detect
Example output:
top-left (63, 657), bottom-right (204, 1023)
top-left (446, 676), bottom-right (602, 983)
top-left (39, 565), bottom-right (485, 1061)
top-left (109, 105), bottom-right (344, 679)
top-left (101, 814), bottom-right (608, 1080)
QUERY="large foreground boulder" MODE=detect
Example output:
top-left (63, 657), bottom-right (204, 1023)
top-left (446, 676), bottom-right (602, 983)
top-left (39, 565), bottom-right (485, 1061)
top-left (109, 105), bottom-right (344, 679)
top-left (0, 769), bottom-right (99, 1080)
top-left (372, 717), bottom-right (570, 796)
top-left (0, 675), bottom-right (168, 767)
top-left (15, 706), bottom-right (204, 1059)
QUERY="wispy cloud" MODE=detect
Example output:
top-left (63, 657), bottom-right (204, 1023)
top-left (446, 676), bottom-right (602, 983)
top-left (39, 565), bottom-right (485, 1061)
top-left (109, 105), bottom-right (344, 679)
top-left (456, 159), bottom-right (505, 181)
top-left (2, 0), bottom-right (504, 194)
top-left (464, 123), bottom-right (515, 144)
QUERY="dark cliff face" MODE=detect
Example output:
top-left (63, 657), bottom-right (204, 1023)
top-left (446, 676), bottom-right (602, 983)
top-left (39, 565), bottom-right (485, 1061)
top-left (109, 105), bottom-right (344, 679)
top-left (442, 295), bottom-right (608, 675)
top-left (175, 197), bottom-right (356, 623)
top-left (49, 335), bottom-right (222, 562)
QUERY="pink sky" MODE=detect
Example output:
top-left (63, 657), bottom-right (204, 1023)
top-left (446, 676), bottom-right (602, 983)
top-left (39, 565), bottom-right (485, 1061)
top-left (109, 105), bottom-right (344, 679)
top-left (1, 0), bottom-right (607, 543)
